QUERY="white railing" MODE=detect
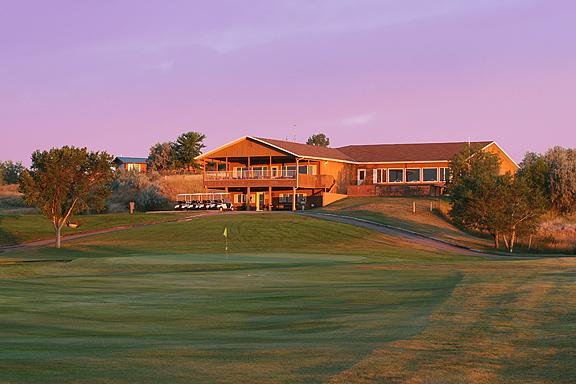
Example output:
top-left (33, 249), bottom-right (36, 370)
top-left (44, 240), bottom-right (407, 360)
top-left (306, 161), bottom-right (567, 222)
top-left (204, 170), bottom-right (298, 180)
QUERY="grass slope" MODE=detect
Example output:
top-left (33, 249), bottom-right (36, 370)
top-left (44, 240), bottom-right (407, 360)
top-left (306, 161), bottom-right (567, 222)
top-left (321, 197), bottom-right (496, 250)
top-left (0, 213), bottom-right (574, 383)
top-left (0, 212), bottom-right (188, 246)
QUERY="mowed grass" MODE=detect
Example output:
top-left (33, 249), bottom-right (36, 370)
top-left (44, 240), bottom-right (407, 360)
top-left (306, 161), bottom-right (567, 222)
top-left (1, 213), bottom-right (575, 383)
top-left (0, 211), bottom-right (189, 246)
top-left (321, 197), bottom-right (496, 250)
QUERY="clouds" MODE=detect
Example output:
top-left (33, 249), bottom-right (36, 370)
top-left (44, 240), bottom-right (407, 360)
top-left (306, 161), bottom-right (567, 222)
top-left (142, 60), bottom-right (175, 74)
top-left (341, 114), bottom-right (374, 126)
top-left (73, 0), bottom-right (534, 56)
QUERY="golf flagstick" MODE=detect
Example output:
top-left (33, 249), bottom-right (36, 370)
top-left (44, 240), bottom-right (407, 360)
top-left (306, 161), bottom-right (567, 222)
top-left (223, 227), bottom-right (228, 259)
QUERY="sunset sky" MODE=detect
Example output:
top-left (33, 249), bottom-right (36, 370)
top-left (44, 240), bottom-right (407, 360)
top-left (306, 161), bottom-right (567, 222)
top-left (1, 0), bottom-right (574, 164)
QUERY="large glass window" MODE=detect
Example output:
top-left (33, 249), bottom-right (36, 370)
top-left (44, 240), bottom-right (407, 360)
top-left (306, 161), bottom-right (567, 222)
top-left (389, 169), bottom-right (404, 183)
top-left (282, 166), bottom-right (297, 178)
top-left (251, 166), bottom-right (268, 178)
top-left (406, 169), bottom-right (421, 182)
top-left (423, 168), bottom-right (438, 182)
top-left (298, 165), bottom-right (317, 175)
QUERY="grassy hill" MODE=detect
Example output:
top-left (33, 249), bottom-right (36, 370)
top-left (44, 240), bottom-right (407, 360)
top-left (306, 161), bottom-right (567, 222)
top-left (0, 213), bottom-right (575, 383)
top-left (320, 196), bottom-right (495, 250)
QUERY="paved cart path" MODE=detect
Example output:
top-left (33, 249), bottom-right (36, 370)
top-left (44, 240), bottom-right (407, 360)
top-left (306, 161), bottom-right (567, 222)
top-left (299, 211), bottom-right (539, 259)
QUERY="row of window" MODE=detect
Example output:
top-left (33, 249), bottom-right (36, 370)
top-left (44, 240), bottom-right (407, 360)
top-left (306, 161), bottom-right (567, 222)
top-left (233, 193), bottom-right (307, 204)
top-left (363, 167), bottom-right (450, 183)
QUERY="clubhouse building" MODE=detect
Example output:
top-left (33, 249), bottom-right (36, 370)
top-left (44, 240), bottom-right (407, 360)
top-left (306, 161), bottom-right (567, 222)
top-left (196, 136), bottom-right (518, 211)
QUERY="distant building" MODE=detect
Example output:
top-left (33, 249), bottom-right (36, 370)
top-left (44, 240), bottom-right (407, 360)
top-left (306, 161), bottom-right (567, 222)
top-left (196, 136), bottom-right (518, 210)
top-left (112, 157), bottom-right (148, 172)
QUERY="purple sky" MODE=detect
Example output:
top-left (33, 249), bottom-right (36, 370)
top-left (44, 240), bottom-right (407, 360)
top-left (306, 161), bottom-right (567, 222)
top-left (1, 0), bottom-right (575, 165)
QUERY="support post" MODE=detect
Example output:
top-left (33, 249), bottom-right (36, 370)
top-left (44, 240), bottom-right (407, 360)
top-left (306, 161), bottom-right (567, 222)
top-left (246, 187), bottom-right (251, 211)
top-left (292, 187), bottom-right (297, 212)
top-left (269, 185), bottom-right (273, 211)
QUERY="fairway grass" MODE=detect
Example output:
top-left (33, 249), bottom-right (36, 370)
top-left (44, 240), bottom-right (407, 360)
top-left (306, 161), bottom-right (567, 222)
top-left (1, 213), bottom-right (575, 383)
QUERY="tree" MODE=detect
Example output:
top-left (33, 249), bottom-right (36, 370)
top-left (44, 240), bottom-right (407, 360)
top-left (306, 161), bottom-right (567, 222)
top-left (148, 142), bottom-right (176, 172)
top-left (447, 145), bottom-right (503, 246)
top-left (172, 131), bottom-right (206, 170)
top-left (448, 147), bottom-right (546, 252)
top-left (19, 147), bottom-right (114, 248)
top-left (545, 146), bottom-right (576, 214)
top-left (306, 133), bottom-right (330, 147)
top-left (518, 152), bottom-right (550, 206)
top-left (0, 161), bottom-right (25, 184)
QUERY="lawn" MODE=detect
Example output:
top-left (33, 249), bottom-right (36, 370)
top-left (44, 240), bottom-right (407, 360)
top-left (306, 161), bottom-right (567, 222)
top-left (0, 213), bottom-right (574, 383)
top-left (320, 197), bottom-right (498, 250)
top-left (0, 211), bottom-right (190, 246)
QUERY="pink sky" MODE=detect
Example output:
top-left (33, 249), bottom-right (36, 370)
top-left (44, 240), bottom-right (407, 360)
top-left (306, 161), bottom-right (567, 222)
top-left (1, 0), bottom-right (575, 165)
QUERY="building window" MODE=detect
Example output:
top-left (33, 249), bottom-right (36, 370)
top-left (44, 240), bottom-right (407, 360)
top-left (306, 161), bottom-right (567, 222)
top-left (389, 169), bottom-right (404, 183)
top-left (279, 193), bottom-right (306, 203)
top-left (127, 163), bottom-right (142, 171)
top-left (281, 166), bottom-right (297, 178)
top-left (439, 167), bottom-right (450, 182)
top-left (423, 168), bottom-right (438, 182)
top-left (251, 166), bottom-right (268, 178)
top-left (235, 194), bottom-right (246, 204)
top-left (373, 169), bottom-right (386, 183)
top-left (406, 169), bottom-right (421, 183)
top-left (298, 165), bottom-right (317, 175)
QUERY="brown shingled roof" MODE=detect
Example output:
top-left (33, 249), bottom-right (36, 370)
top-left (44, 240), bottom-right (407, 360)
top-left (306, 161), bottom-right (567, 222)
top-left (336, 141), bottom-right (493, 162)
top-left (255, 137), bottom-right (493, 163)
top-left (253, 137), bottom-right (355, 161)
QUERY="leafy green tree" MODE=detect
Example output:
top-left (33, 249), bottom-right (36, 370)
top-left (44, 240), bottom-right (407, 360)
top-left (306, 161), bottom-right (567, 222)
top-left (497, 174), bottom-right (546, 252)
top-left (148, 142), bottom-right (176, 172)
top-left (0, 161), bottom-right (25, 184)
top-left (19, 147), bottom-right (113, 248)
top-left (447, 145), bottom-right (503, 246)
top-left (306, 133), bottom-right (330, 147)
top-left (545, 146), bottom-right (576, 214)
top-left (448, 147), bottom-right (546, 251)
top-left (517, 152), bottom-right (550, 210)
top-left (172, 131), bottom-right (206, 170)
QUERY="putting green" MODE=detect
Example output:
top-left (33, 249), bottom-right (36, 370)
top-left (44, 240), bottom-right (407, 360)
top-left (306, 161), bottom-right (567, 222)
top-left (0, 252), bottom-right (459, 383)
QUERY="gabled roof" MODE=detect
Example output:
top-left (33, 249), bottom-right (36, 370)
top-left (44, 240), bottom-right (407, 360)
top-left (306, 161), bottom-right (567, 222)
top-left (113, 156), bottom-right (148, 164)
top-left (255, 137), bottom-right (355, 161)
top-left (337, 141), bottom-right (493, 163)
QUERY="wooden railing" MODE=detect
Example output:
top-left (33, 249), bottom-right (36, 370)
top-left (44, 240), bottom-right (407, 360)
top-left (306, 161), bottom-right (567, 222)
top-left (204, 171), bottom-right (335, 190)
top-left (204, 170), bottom-right (297, 180)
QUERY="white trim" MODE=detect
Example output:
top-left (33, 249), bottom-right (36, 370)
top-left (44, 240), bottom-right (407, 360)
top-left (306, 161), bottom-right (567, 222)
top-left (357, 169), bottom-right (367, 185)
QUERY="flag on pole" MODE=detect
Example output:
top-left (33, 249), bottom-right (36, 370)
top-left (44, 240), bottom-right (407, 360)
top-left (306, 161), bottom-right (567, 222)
top-left (223, 227), bottom-right (228, 238)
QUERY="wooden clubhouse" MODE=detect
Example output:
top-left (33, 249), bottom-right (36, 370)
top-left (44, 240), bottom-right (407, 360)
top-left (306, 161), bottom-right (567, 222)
top-left (196, 136), bottom-right (518, 211)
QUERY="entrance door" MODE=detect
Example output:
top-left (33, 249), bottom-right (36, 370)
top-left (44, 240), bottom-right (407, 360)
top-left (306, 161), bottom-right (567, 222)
top-left (357, 169), bottom-right (367, 185)
top-left (256, 192), bottom-right (266, 211)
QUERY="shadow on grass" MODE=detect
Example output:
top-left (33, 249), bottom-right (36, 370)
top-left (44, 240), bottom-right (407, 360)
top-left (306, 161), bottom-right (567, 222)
top-left (0, 215), bottom-right (18, 246)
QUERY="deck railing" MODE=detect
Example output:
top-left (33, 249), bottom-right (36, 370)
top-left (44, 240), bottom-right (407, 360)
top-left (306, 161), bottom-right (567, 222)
top-left (204, 170), bottom-right (297, 180)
